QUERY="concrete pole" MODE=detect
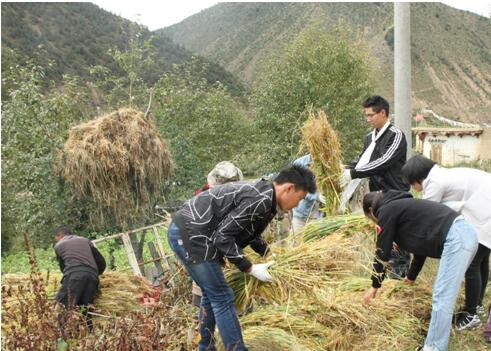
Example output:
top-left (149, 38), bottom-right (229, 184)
top-left (394, 2), bottom-right (412, 159)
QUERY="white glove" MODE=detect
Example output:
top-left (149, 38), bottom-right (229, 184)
top-left (318, 193), bottom-right (326, 204)
top-left (341, 169), bottom-right (352, 187)
top-left (248, 261), bottom-right (275, 282)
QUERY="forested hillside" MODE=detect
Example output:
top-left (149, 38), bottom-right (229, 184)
top-left (1, 2), bottom-right (245, 97)
top-left (162, 2), bottom-right (491, 123)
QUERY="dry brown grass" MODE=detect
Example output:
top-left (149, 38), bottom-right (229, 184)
top-left (57, 108), bottom-right (173, 228)
top-left (300, 109), bottom-right (343, 215)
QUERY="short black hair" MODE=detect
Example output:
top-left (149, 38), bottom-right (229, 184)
top-left (362, 95), bottom-right (390, 116)
top-left (401, 155), bottom-right (436, 185)
top-left (274, 164), bottom-right (316, 194)
top-left (54, 225), bottom-right (74, 237)
top-left (362, 191), bottom-right (384, 217)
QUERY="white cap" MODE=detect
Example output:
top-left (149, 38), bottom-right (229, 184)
top-left (207, 161), bottom-right (243, 187)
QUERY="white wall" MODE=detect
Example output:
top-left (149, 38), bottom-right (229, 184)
top-left (421, 134), bottom-right (481, 166)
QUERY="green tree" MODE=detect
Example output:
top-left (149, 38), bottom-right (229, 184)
top-left (252, 24), bottom-right (374, 172)
top-left (152, 61), bottom-right (253, 203)
top-left (1, 63), bottom-right (89, 250)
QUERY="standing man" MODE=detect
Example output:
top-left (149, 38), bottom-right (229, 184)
top-left (54, 225), bottom-right (106, 315)
top-left (343, 95), bottom-right (410, 278)
top-left (168, 165), bottom-right (316, 351)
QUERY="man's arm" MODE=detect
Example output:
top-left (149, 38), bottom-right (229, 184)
top-left (351, 129), bottom-right (406, 178)
top-left (371, 213), bottom-right (397, 288)
top-left (55, 250), bottom-right (65, 273)
top-left (90, 243), bottom-right (106, 275)
top-left (249, 237), bottom-right (269, 257)
top-left (406, 255), bottom-right (426, 281)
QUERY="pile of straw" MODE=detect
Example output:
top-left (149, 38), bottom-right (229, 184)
top-left (222, 215), bottom-right (438, 350)
top-left (226, 233), bottom-right (360, 312)
top-left (300, 109), bottom-right (343, 215)
top-left (57, 109), bottom-right (173, 228)
top-left (2, 271), bottom-right (156, 315)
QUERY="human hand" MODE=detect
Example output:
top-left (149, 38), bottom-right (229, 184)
top-left (249, 261), bottom-right (275, 282)
top-left (362, 287), bottom-right (378, 305)
top-left (318, 193), bottom-right (326, 204)
top-left (341, 169), bottom-right (352, 188)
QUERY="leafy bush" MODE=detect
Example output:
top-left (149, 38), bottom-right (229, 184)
top-left (251, 23), bottom-right (374, 172)
top-left (152, 62), bottom-right (254, 203)
top-left (1, 63), bottom-right (92, 250)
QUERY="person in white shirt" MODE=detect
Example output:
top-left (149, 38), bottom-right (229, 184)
top-left (402, 155), bottom-right (491, 331)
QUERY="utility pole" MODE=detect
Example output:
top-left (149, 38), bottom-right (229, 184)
top-left (394, 2), bottom-right (412, 159)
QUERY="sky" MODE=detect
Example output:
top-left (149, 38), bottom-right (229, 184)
top-left (91, 0), bottom-right (490, 31)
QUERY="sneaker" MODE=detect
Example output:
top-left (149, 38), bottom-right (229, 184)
top-left (477, 304), bottom-right (486, 317)
top-left (456, 312), bottom-right (481, 331)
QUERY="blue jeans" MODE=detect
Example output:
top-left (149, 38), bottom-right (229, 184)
top-left (424, 219), bottom-right (478, 351)
top-left (167, 222), bottom-right (248, 351)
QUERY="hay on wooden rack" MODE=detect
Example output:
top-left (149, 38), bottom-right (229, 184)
top-left (300, 109), bottom-right (342, 215)
top-left (57, 109), bottom-right (173, 228)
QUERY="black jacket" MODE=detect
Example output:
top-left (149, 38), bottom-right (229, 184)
top-left (172, 179), bottom-right (276, 272)
top-left (350, 124), bottom-right (409, 192)
top-left (371, 190), bottom-right (458, 288)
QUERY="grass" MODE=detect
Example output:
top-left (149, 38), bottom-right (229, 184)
top-left (1, 224), bottom-right (172, 274)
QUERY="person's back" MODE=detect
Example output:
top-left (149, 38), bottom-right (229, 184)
top-left (55, 235), bottom-right (99, 275)
top-left (375, 191), bottom-right (459, 259)
top-left (173, 179), bottom-right (275, 270)
top-left (422, 166), bottom-right (491, 244)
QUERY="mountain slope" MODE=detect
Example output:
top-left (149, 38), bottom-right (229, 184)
top-left (1, 2), bottom-right (245, 97)
top-left (162, 3), bottom-right (491, 123)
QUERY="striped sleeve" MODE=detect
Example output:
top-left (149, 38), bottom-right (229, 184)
top-left (352, 127), bottom-right (405, 178)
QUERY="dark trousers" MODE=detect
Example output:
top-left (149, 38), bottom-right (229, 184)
top-left (464, 243), bottom-right (490, 314)
top-left (56, 270), bottom-right (99, 307)
top-left (56, 270), bottom-right (99, 330)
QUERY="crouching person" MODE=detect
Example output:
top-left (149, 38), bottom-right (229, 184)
top-left (54, 225), bottom-right (106, 328)
top-left (361, 190), bottom-right (478, 351)
top-left (168, 165), bottom-right (316, 351)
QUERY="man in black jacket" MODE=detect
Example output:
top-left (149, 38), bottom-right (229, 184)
top-left (344, 95), bottom-right (410, 278)
top-left (361, 190), bottom-right (478, 351)
top-left (54, 225), bottom-right (106, 311)
top-left (344, 95), bottom-right (409, 192)
top-left (168, 165), bottom-right (316, 351)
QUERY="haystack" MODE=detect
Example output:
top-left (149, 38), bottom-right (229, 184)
top-left (57, 109), bottom-right (173, 227)
top-left (2, 271), bottom-right (156, 316)
top-left (300, 109), bottom-right (342, 215)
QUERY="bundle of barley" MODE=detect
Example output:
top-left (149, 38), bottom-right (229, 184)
top-left (57, 109), bottom-right (173, 228)
top-left (226, 234), bottom-right (360, 311)
top-left (2, 271), bottom-right (157, 316)
top-left (300, 214), bottom-right (372, 242)
top-left (240, 304), bottom-right (339, 346)
top-left (96, 271), bottom-right (156, 314)
top-left (300, 109), bottom-right (343, 215)
top-left (217, 326), bottom-right (318, 351)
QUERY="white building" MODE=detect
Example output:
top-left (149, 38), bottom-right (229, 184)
top-left (413, 126), bottom-right (491, 166)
